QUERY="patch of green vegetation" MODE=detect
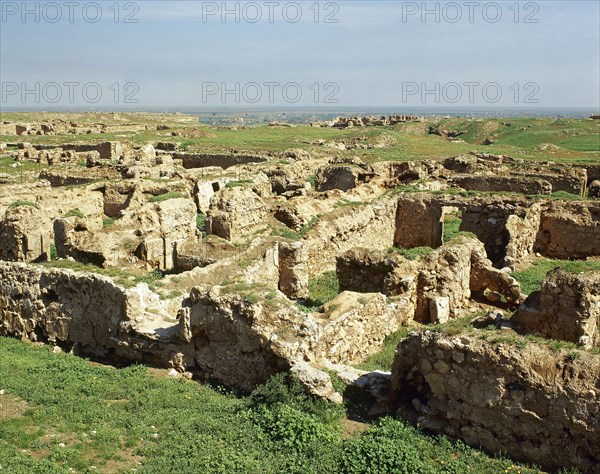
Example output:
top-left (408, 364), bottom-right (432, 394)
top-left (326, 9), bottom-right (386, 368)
top-left (306, 175), bottom-right (316, 189)
top-left (196, 213), bottom-right (206, 230)
top-left (132, 269), bottom-right (165, 287)
top-left (196, 213), bottom-right (207, 237)
top-left (334, 199), bottom-right (370, 208)
top-left (9, 200), bottom-right (36, 209)
top-left (148, 192), bottom-right (185, 203)
top-left (388, 246), bottom-right (433, 261)
top-left (511, 258), bottom-right (600, 295)
top-left (297, 271), bottom-right (339, 312)
top-left (443, 215), bottom-right (462, 242)
top-left (429, 315), bottom-right (598, 358)
top-left (226, 180), bottom-right (253, 188)
top-left (271, 215), bottom-right (321, 241)
top-left (122, 239), bottom-right (139, 252)
top-left (238, 258), bottom-right (254, 270)
top-left (64, 209), bottom-right (85, 219)
top-left (271, 227), bottom-right (302, 240)
top-left (37, 260), bottom-right (164, 290)
top-left (49, 244), bottom-right (57, 261)
top-left (430, 316), bottom-right (476, 336)
top-left (102, 217), bottom-right (116, 228)
top-left (245, 293), bottom-right (260, 304)
top-left (300, 215), bottom-right (320, 237)
top-left (164, 289), bottom-right (184, 299)
top-left (357, 327), bottom-right (413, 371)
top-left (527, 191), bottom-right (586, 201)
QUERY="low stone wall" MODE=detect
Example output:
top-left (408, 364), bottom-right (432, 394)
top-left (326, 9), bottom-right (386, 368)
top-left (0, 261), bottom-right (126, 349)
top-left (514, 268), bottom-right (600, 347)
top-left (0, 261), bottom-right (184, 366)
top-left (176, 153), bottom-right (267, 170)
top-left (34, 142), bottom-right (123, 160)
top-left (534, 201), bottom-right (600, 259)
top-left (305, 198), bottom-right (397, 277)
top-left (523, 172), bottom-right (587, 196)
top-left (182, 286), bottom-right (412, 390)
top-left (449, 175), bottom-right (552, 195)
top-left (39, 168), bottom-right (122, 187)
top-left (391, 331), bottom-right (600, 473)
top-left (459, 199), bottom-right (517, 264)
top-left (584, 164), bottom-right (600, 185)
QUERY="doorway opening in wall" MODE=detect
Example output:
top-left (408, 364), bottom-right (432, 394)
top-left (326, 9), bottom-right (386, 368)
top-left (443, 207), bottom-right (463, 244)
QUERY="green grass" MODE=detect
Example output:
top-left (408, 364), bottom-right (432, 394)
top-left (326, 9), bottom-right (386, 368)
top-left (196, 213), bottom-right (207, 237)
top-left (388, 246), bottom-right (433, 261)
top-left (148, 192), bottom-right (185, 203)
top-left (2, 116), bottom-right (597, 166)
top-left (37, 261), bottom-right (164, 290)
top-left (297, 271), bottom-right (340, 312)
top-left (527, 191), bottom-right (587, 201)
top-left (271, 215), bottom-right (321, 241)
top-left (63, 209), bottom-right (85, 219)
top-left (428, 315), bottom-right (600, 357)
top-left (334, 199), bottom-right (370, 209)
top-left (226, 180), bottom-right (254, 188)
top-left (357, 327), bottom-right (413, 371)
top-left (102, 217), bottom-right (115, 228)
top-left (0, 337), bottom-right (542, 473)
top-left (443, 215), bottom-right (462, 242)
top-left (196, 213), bottom-right (206, 230)
top-left (511, 259), bottom-right (600, 295)
top-left (8, 200), bottom-right (36, 209)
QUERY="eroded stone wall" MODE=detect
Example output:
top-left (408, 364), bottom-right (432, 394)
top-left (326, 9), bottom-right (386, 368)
top-left (534, 202), bottom-right (600, 259)
top-left (513, 268), bottom-right (600, 347)
top-left (305, 198), bottom-right (397, 277)
top-left (394, 195), bottom-right (443, 249)
top-left (391, 331), bottom-right (600, 473)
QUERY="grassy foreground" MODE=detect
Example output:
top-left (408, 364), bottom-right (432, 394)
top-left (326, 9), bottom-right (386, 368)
top-left (0, 337), bottom-right (546, 473)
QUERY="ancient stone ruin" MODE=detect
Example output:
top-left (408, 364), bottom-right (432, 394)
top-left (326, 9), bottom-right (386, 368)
top-left (1, 112), bottom-right (599, 472)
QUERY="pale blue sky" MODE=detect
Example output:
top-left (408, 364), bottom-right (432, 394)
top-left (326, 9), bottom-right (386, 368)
top-left (1, 1), bottom-right (599, 108)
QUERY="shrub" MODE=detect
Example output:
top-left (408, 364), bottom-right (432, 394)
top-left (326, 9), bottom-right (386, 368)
top-left (245, 293), bottom-right (260, 304)
top-left (249, 373), bottom-right (344, 428)
top-left (340, 418), bottom-right (434, 474)
top-left (134, 269), bottom-right (164, 286)
top-left (49, 244), bottom-right (57, 261)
